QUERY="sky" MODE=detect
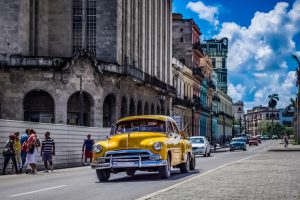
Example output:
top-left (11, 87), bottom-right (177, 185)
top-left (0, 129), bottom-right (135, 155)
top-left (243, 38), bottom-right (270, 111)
top-left (173, 0), bottom-right (300, 111)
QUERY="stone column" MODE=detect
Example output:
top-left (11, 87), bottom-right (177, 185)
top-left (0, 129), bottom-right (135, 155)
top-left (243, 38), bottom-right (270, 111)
top-left (153, 0), bottom-right (158, 77)
top-left (140, 0), bottom-right (146, 72)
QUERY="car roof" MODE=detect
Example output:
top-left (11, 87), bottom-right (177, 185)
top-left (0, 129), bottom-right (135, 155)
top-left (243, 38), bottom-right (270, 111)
top-left (117, 115), bottom-right (176, 123)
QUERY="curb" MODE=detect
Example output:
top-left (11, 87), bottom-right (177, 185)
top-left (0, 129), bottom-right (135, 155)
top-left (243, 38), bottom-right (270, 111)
top-left (268, 149), bottom-right (300, 152)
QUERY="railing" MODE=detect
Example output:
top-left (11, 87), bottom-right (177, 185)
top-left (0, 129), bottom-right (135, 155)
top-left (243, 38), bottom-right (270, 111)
top-left (192, 68), bottom-right (205, 79)
top-left (173, 97), bottom-right (194, 108)
top-left (123, 65), bottom-right (144, 81)
top-left (207, 81), bottom-right (216, 90)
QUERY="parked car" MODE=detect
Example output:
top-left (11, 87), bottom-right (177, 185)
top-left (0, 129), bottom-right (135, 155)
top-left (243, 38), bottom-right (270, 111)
top-left (272, 135), bottom-right (279, 140)
top-left (229, 138), bottom-right (247, 151)
top-left (249, 137), bottom-right (259, 146)
top-left (254, 136), bottom-right (261, 143)
top-left (239, 136), bottom-right (248, 144)
top-left (91, 115), bottom-right (196, 181)
top-left (261, 135), bottom-right (269, 140)
top-left (190, 136), bottom-right (211, 157)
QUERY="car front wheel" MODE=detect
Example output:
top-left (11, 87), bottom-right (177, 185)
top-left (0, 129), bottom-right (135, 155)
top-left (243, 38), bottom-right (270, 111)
top-left (189, 154), bottom-right (196, 170)
top-left (96, 169), bottom-right (110, 182)
top-left (159, 154), bottom-right (171, 179)
top-left (179, 154), bottom-right (190, 173)
top-left (126, 170), bottom-right (136, 176)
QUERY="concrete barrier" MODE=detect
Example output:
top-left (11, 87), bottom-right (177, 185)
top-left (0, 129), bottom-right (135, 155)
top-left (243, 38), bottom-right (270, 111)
top-left (0, 119), bottom-right (110, 172)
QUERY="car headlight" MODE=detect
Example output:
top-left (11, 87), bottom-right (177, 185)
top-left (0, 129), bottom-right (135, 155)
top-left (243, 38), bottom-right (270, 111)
top-left (93, 144), bottom-right (102, 153)
top-left (153, 142), bottom-right (163, 151)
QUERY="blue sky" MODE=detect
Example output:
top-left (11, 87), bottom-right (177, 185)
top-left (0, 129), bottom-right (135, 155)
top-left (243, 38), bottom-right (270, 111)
top-left (173, 0), bottom-right (300, 111)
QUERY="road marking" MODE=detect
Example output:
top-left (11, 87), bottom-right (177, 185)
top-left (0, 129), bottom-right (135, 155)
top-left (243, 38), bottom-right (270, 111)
top-left (9, 185), bottom-right (67, 197)
top-left (136, 154), bottom-right (259, 200)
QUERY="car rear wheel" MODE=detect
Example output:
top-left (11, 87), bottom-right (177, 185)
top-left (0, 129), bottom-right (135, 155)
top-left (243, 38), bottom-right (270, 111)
top-left (243, 147), bottom-right (247, 151)
top-left (159, 154), bottom-right (171, 179)
top-left (126, 170), bottom-right (136, 176)
top-left (179, 154), bottom-right (190, 173)
top-left (203, 149), bottom-right (208, 157)
top-left (96, 169), bottom-right (110, 182)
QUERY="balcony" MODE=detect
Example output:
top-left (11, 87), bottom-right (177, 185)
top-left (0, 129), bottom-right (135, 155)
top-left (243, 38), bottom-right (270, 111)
top-left (207, 80), bottom-right (216, 90)
top-left (144, 73), bottom-right (176, 95)
top-left (173, 97), bottom-right (194, 108)
top-left (122, 65), bottom-right (144, 81)
top-left (192, 68), bottom-right (205, 79)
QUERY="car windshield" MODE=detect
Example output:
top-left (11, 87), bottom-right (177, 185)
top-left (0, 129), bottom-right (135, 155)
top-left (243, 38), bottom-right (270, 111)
top-left (114, 119), bottom-right (166, 134)
top-left (232, 138), bottom-right (243, 142)
top-left (190, 138), bottom-right (204, 144)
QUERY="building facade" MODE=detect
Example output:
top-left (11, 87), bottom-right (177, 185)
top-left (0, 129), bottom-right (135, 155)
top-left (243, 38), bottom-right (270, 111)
top-left (172, 58), bottom-right (201, 135)
top-left (0, 0), bottom-right (174, 128)
top-left (233, 101), bottom-right (244, 135)
top-left (201, 38), bottom-right (228, 94)
top-left (245, 106), bottom-right (280, 136)
top-left (217, 91), bottom-right (233, 142)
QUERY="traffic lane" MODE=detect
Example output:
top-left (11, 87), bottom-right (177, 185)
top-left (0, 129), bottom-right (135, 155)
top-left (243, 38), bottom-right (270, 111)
top-left (0, 140), bottom-right (278, 200)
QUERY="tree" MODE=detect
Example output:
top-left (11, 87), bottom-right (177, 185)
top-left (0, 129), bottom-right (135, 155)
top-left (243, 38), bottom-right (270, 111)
top-left (268, 94), bottom-right (279, 136)
top-left (286, 98), bottom-right (296, 111)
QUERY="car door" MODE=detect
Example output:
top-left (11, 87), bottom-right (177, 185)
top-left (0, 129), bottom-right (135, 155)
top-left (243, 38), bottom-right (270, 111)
top-left (171, 121), bottom-right (183, 164)
top-left (166, 121), bottom-right (180, 165)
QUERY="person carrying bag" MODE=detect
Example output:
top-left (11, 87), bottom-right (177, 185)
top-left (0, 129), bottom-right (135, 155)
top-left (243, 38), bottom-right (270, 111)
top-left (2, 134), bottom-right (19, 175)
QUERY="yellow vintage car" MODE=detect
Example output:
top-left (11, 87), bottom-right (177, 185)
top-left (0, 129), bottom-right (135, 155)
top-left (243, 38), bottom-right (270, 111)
top-left (91, 115), bottom-right (196, 181)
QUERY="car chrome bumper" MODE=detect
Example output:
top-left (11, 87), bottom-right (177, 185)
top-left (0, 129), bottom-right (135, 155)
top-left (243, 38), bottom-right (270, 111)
top-left (91, 150), bottom-right (167, 170)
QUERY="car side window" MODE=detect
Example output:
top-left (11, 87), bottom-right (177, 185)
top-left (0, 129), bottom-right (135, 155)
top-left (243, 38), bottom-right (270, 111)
top-left (167, 121), bottom-right (174, 134)
top-left (171, 122), bottom-right (179, 135)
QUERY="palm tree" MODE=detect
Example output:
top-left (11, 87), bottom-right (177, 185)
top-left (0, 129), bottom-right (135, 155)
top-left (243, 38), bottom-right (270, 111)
top-left (268, 94), bottom-right (279, 136)
top-left (287, 98), bottom-right (296, 111)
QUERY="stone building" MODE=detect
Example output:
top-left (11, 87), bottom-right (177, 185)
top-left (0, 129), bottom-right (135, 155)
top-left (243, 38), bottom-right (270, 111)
top-left (0, 0), bottom-right (175, 128)
top-left (201, 38), bottom-right (228, 94)
top-left (232, 101), bottom-right (244, 134)
top-left (245, 106), bottom-right (280, 136)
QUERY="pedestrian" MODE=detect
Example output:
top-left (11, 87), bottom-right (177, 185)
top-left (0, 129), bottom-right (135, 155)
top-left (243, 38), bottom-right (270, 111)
top-left (41, 132), bottom-right (55, 173)
top-left (283, 134), bottom-right (288, 148)
top-left (82, 134), bottom-right (94, 166)
top-left (26, 129), bottom-right (38, 174)
top-left (20, 128), bottom-right (30, 171)
top-left (2, 134), bottom-right (19, 175)
top-left (13, 132), bottom-right (22, 172)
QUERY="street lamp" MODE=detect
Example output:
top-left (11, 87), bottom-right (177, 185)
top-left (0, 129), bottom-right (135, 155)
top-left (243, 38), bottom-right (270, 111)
top-left (159, 92), bottom-right (165, 115)
top-left (239, 116), bottom-right (242, 134)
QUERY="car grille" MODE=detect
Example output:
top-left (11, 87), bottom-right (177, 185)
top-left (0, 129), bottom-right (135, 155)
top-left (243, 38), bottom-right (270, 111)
top-left (104, 150), bottom-right (153, 162)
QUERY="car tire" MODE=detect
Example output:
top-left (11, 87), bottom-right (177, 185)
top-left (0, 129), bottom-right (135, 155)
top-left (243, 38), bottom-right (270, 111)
top-left (189, 154), bottom-right (196, 171)
top-left (256, 144), bottom-right (258, 146)
top-left (203, 149), bottom-right (207, 157)
top-left (96, 169), bottom-right (110, 182)
top-left (243, 147), bottom-right (246, 151)
top-left (249, 144), bottom-right (251, 146)
top-left (159, 154), bottom-right (171, 179)
top-left (179, 154), bottom-right (190, 173)
top-left (126, 170), bottom-right (136, 176)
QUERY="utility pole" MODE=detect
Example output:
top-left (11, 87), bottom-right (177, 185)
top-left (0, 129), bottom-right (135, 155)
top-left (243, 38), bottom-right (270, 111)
top-left (79, 76), bottom-right (83, 126)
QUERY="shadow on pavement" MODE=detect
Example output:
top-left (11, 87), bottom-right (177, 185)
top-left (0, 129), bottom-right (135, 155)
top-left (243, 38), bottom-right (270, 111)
top-left (96, 170), bottom-right (200, 183)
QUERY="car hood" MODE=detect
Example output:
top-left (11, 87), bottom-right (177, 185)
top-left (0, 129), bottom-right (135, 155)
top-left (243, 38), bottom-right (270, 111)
top-left (230, 142), bottom-right (245, 145)
top-left (96, 132), bottom-right (167, 152)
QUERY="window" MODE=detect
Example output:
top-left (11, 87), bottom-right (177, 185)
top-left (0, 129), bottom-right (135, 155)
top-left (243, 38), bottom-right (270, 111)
top-left (211, 58), bottom-right (216, 68)
top-left (167, 122), bottom-right (174, 133)
top-left (86, 0), bottom-right (96, 54)
top-left (72, 0), bottom-right (83, 54)
top-left (180, 37), bottom-right (184, 42)
top-left (222, 58), bottom-right (226, 68)
top-left (180, 28), bottom-right (183, 32)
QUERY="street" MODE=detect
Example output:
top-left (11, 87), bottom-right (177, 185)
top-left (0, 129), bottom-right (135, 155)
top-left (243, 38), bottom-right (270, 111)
top-left (0, 140), bottom-right (280, 200)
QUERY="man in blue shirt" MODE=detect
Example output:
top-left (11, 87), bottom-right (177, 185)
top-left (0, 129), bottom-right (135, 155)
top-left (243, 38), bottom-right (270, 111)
top-left (20, 128), bottom-right (29, 169)
top-left (82, 134), bottom-right (94, 166)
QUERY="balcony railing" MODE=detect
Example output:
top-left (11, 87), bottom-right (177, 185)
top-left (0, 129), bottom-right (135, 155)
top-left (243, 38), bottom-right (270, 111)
top-left (123, 65), bottom-right (144, 81)
top-left (207, 81), bottom-right (216, 90)
top-left (173, 97), bottom-right (194, 108)
top-left (192, 68), bottom-right (205, 79)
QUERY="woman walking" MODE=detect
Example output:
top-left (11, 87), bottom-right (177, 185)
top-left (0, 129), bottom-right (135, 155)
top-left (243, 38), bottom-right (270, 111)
top-left (2, 134), bottom-right (19, 175)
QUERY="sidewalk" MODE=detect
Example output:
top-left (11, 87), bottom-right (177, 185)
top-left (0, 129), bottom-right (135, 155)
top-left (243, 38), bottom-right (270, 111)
top-left (138, 151), bottom-right (300, 200)
top-left (268, 141), bottom-right (300, 151)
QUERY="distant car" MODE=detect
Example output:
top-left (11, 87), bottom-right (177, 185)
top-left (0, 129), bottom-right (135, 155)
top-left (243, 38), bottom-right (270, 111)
top-left (272, 135), bottom-right (279, 140)
top-left (249, 137), bottom-right (259, 146)
top-left (239, 136), bottom-right (248, 144)
top-left (229, 138), bottom-right (247, 152)
top-left (261, 135), bottom-right (268, 140)
top-left (254, 136), bottom-right (261, 143)
top-left (190, 136), bottom-right (211, 157)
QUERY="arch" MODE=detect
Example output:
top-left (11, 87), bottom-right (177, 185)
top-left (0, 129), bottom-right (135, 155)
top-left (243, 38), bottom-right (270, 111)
top-left (137, 101), bottom-right (142, 115)
top-left (23, 90), bottom-right (55, 123)
top-left (67, 91), bottom-right (94, 126)
top-left (120, 96), bottom-right (128, 118)
top-left (156, 105), bottom-right (160, 115)
top-left (150, 104), bottom-right (155, 115)
top-left (144, 102), bottom-right (149, 115)
top-left (129, 98), bottom-right (135, 116)
top-left (103, 94), bottom-right (117, 127)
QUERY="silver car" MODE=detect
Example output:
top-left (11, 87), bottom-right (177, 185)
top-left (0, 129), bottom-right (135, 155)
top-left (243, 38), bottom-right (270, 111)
top-left (190, 136), bottom-right (211, 157)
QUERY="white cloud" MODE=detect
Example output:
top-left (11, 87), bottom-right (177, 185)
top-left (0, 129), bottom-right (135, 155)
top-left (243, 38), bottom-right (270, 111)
top-left (228, 83), bottom-right (246, 102)
top-left (216, 0), bottom-right (300, 73)
top-left (214, 0), bottom-right (300, 110)
top-left (186, 1), bottom-right (219, 27)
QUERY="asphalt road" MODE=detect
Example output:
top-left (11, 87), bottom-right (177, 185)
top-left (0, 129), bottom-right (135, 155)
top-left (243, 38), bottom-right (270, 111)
top-left (0, 140), bottom-right (279, 200)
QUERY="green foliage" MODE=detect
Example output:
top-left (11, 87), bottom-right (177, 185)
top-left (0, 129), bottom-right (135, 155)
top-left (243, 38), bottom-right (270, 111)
top-left (257, 120), bottom-right (293, 137)
top-left (268, 93), bottom-right (279, 109)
